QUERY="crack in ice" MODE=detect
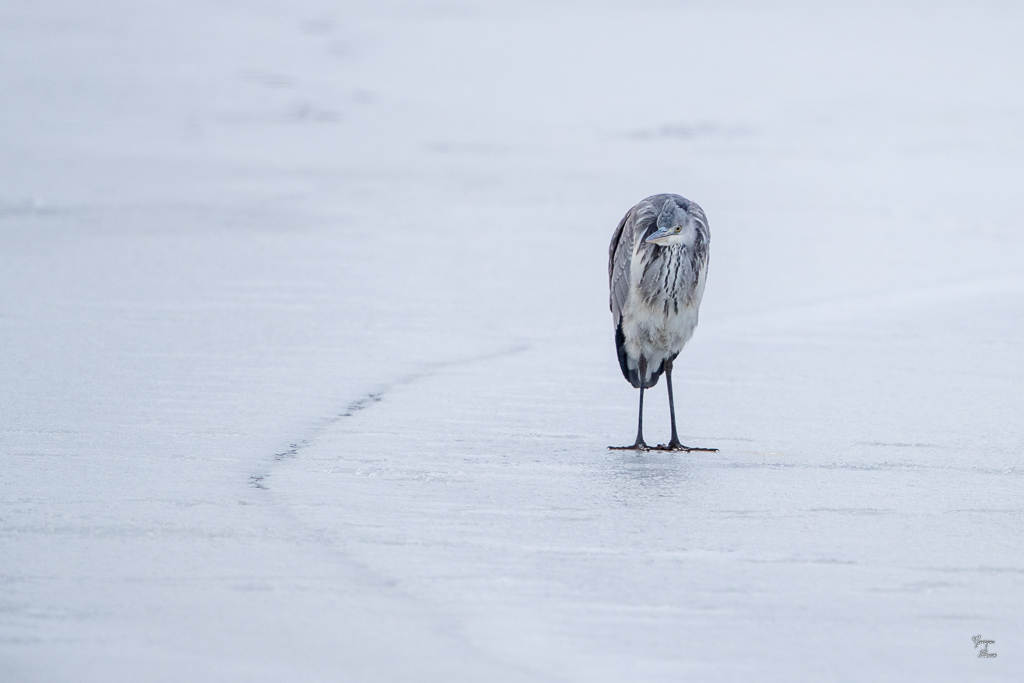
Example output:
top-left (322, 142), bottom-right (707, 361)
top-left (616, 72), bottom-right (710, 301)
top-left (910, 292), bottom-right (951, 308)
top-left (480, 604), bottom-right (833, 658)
top-left (249, 344), bottom-right (529, 489)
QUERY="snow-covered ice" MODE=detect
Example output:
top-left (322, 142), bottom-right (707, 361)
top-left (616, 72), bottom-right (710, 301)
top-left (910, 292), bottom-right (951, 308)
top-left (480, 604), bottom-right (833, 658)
top-left (2, 1), bottom-right (1023, 680)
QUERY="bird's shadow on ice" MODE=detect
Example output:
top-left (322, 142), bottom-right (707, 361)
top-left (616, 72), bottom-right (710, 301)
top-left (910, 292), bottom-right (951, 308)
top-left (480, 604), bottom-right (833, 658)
top-left (605, 451), bottom-right (696, 498)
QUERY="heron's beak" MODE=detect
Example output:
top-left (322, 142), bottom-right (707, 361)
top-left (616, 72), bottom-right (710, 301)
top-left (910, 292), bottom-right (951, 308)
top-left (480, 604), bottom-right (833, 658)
top-left (645, 227), bottom-right (672, 245)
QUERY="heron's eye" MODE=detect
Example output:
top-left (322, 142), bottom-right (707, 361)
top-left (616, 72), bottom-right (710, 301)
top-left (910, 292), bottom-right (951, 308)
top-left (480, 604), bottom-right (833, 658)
top-left (674, 226), bottom-right (682, 233)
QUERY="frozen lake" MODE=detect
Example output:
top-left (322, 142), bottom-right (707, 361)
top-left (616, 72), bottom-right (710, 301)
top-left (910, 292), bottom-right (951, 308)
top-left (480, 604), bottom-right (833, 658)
top-left (2, 1), bottom-right (1023, 680)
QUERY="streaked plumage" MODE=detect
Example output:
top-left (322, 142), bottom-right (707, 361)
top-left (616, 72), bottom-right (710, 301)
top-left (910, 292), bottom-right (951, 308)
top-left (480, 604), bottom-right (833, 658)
top-left (608, 193), bottom-right (714, 451)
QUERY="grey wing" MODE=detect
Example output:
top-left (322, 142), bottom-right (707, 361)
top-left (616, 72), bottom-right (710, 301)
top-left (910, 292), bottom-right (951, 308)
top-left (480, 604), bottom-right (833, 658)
top-left (608, 207), bottom-right (636, 322)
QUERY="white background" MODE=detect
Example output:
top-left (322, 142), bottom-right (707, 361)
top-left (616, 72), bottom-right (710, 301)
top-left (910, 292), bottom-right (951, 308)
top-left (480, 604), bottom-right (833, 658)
top-left (2, 1), bottom-right (1022, 680)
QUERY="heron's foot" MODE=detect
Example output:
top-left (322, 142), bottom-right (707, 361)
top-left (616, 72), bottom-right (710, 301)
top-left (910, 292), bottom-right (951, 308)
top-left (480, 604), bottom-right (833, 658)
top-left (609, 441), bottom-right (650, 452)
top-left (652, 441), bottom-right (718, 453)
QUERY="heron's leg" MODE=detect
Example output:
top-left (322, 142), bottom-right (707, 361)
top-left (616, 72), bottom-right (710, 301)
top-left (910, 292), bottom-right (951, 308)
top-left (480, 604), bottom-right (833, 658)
top-left (665, 358), bottom-right (682, 449)
top-left (610, 356), bottom-right (649, 450)
top-left (634, 356), bottom-right (648, 448)
top-left (654, 358), bottom-right (718, 453)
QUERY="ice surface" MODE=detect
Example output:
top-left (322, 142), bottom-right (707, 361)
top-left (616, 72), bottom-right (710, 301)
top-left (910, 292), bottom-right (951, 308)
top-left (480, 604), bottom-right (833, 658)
top-left (2, 1), bottom-right (1023, 681)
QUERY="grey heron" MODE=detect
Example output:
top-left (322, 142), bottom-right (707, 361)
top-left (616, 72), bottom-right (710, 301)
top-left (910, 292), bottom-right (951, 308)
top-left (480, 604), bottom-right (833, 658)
top-left (608, 193), bottom-right (717, 452)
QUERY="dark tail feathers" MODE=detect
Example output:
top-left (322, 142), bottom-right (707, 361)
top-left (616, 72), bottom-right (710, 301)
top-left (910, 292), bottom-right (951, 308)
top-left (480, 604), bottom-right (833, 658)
top-left (615, 321), bottom-right (664, 389)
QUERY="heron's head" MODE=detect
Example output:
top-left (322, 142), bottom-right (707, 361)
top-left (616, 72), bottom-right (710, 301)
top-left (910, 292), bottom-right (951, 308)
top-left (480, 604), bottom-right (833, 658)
top-left (644, 201), bottom-right (706, 248)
